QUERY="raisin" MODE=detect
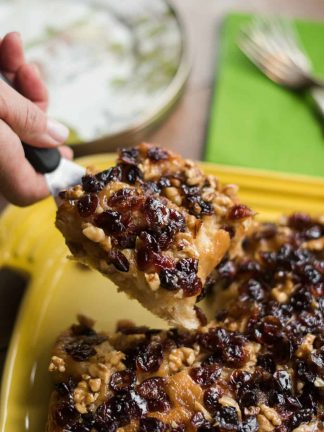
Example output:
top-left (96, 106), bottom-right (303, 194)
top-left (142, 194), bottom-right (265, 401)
top-left (228, 204), bottom-right (253, 220)
top-left (94, 210), bottom-right (124, 234)
top-left (55, 377), bottom-right (76, 397)
top-left (137, 377), bottom-right (170, 412)
top-left (65, 341), bottom-right (96, 361)
top-left (217, 259), bottom-right (237, 280)
top-left (108, 390), bottom-right (146, 426)
top-left (119, 148), bottom-right (140, 165)
top-left (215, 406), bottom-right (239, 429)
top-left (203, 387), bottom-right (222, 413)
top-left (120, 164), bottom-right (143, 184)
top-left (110, 370), bottom-right (136, 392)
top-left (239, 279), bottom-right (265, 302)
top-left (108, 188), bottom-right (144, 212)
top-left (160, 258), bottom-right (202, 297)
top-left (136, 342), bottom-right (163, 373)
top-left (96, 166), bottom-right (122, 185)
top-left (54, 401), bottom-right (80, 427)
top-left (144, 197), bottom-right (170, 229)
top-left (158, 176), bottom-right (172, 189)
top-left (82, 175), bottom-right (103, 193)
top-left (139, 417), bottom-right (166, 432)
top-left (288, 213), bottom-right (312, 230)
top-left (191, 412), bottom-right (210, 428)
top-left (77, 194), bottom-right (98, 217)
top-left (238, 416), bottom-right (259, 432)
top-left (190, 364), bottom-right (221, 388)
top-left (94, 400), bottom-right (117, 430)
top-left (147, 147), bottom-right (169, 162)
top-left (273, 370), bottom-right (292, 393)
top-left (289, 409), bottom-right (313, 428)
top-left (108, 249), bottom-right (129, 272)
top-left (257, 354), bottom-right (276, 373)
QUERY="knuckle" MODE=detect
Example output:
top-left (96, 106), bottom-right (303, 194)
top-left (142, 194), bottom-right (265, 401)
top-left (23, 100), bottom-right (41, 133)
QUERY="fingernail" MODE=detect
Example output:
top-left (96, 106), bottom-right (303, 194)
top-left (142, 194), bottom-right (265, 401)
top-left (47, 118), bottom-right (69, 143)
top-left (30, 63), bottom-right (41, 78)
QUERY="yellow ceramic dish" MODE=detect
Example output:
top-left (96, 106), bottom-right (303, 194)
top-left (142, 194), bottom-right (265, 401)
top-left (0, 154), bottom-right (324, 432)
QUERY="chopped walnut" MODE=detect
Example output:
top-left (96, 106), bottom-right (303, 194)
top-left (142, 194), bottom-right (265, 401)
top-left (257, 414), bottom-right (275, 431)
top-left (295, 334), bottom-right (315, 358)
top-left (168, 345), bottom-right (199, 373)
top-left (48, 355), bottom-right (66, 373)
top-left (82, 224), bottom-right (106, 242)
top-left (260, 404), bottom-right (282, 427)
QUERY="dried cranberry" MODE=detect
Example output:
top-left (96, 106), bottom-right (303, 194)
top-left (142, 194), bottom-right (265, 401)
top-left (137, 377), bottom-right (170, 412)
top-left (119, 148), bottom-right (140, 165)
top-left (77, 194), bottom-right (98, 217)
top-left (94, 210), bottom-right (124, 234)
top-left (65, 340), bottom-right (96, 361)
top-left (110, 370), bottom-right (136, 392)
top-left (147, 147), bottom-right (169, 162)
top-left (228, 204), bottom-right (253, 220)
top-left (190, 364), bottom-right (220, 388)
top-left (54, 401), bottom-right (80, 427)
top-left (136, 342), bottom-right (163, 373)
top-left (139, 417), bottom-right (166, 432)
top-left (108, 249), bottom-right (129, 272)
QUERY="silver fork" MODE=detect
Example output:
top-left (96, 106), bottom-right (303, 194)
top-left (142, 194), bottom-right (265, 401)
top-left (238, 17), bottom-right (324, 118)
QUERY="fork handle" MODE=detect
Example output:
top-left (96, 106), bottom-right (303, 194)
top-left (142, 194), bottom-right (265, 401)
top-left (310, 87), bottom-right (324, 119)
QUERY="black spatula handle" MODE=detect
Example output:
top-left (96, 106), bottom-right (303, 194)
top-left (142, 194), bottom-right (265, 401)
top-left (22, 144), bottom-right (61, 174)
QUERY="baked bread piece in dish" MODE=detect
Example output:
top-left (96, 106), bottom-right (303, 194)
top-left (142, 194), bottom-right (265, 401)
top-left (47, 213), bottom-right (323, 432)
top-left (56, 143), bottom-right (253, 329)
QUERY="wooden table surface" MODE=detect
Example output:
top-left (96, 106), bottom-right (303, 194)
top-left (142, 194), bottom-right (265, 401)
top-left (1, 0), bottom-right (324, 376)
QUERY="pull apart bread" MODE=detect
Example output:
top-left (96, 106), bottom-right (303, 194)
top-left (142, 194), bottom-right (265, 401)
top-left (47, 214), bottom-right (324, 432)
top-left (56, 144), bottom-right (253, 329)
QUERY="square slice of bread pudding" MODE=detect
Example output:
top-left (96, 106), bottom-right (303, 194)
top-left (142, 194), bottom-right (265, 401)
top-left (56, 144), bottom-right (253, 329)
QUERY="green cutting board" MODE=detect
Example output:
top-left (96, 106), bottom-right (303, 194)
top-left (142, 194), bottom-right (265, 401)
top-left (205, 13), bottom-right (324, 178)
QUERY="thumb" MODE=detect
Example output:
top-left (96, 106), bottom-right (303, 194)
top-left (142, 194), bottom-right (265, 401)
top-left (0, 79), bottom-right (69, 147)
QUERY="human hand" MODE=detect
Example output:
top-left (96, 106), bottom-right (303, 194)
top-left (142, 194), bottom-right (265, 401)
top-left (0, 32), bottom-right (72, 206)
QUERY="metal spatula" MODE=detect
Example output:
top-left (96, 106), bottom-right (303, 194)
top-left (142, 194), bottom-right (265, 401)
top-left (0, 73), bottom-right (85, 200)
